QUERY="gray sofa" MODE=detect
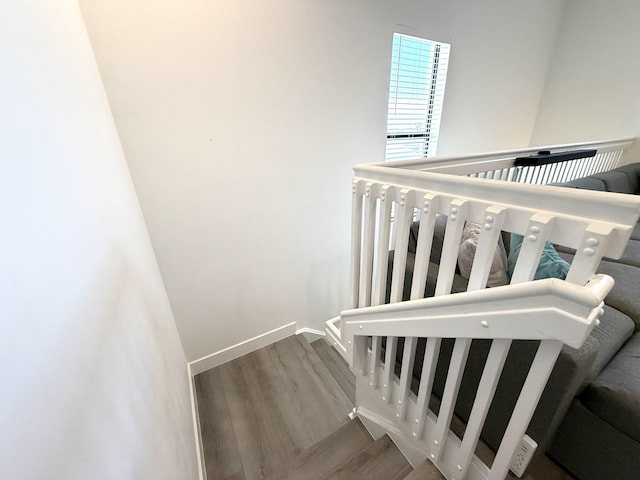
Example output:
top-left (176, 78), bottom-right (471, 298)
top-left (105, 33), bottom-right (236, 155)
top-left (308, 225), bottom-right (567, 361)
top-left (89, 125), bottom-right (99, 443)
top-left (547, 163), bottom-right (640, 480)
top-left (388, 163), bottom-right (640, 479)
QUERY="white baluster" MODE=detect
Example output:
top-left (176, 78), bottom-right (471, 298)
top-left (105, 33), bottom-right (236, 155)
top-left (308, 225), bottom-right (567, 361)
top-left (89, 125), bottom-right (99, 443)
top-left (455, 339), bottom-right (512, 479)
top-left (467, 206), bottom-right (506, 292)
top-left (488, 340), bottom-right (563, 480)
top-left (435, 199), bottom-right (468, 296)
top-left (410, 194), bottom-right (439, 300)
top-left (565, 223), bottom-right (612, 286)
top-left (396, 336), bottom-right (417, 420)
top-left (431, 338), bottom-right (471, 462)
top-left (557, 160), bottom-right (569, 183)
top-left (368, 335), bottom-right (382, 389)
top-left (349, 179), bottom-right (364, 310)
top-left (351, 335), bottom-right (368, 377)
top-left (510, 213), bottom-right (555, 285)
top-left (390, 188), bottom-right (414, 303)
top-left (371, 185), bottom-right (393, 306)
top-left (382, 336), bottom-right (398, 403)
top-left (413, 337), bottom-right (441, 439)
top-left (358, 182), bottom-right (376, 307)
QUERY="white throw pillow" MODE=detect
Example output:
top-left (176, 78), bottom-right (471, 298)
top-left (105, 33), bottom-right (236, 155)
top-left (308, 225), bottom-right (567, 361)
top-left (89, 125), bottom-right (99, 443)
top-left (458, 222), bottom-right (509, 287)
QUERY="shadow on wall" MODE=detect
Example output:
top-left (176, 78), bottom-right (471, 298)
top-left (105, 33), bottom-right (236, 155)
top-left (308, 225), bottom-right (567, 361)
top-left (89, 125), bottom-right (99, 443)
top-left (306, 253), bottom-right (350, 333)
top-left (18, 247), bottom-right (197, 479)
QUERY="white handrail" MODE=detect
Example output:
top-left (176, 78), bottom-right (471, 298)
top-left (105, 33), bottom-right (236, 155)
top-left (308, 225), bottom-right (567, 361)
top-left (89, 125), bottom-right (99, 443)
top-left (343, 275), bottom-right (612, 350)
top-left (363, 137), bottom-right (635, 173)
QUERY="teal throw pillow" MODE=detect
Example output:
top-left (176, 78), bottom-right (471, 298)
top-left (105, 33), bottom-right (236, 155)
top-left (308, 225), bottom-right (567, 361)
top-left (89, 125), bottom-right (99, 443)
top-left (507, 234), bottom-right (570, 280)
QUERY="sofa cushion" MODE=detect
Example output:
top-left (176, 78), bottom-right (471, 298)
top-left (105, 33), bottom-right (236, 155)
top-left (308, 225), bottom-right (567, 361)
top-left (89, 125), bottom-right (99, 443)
top-left (614, 163), bottom-right (640, 193)
top-left (592, 170), bottom-right (636, 194)
top-left (408, 215), bottom-right (448, 265)
top-left (386, 252), bottom-right (468, 302)
top-left (583, 333), bottom-right (640, 443)
top-left (604, 239), bottom-right (640, 268)
top-left (509, 234), bottom-right (570, 280)
top-left (562, 176), bottom-right (607, 191)
top-left (558, 253), bottom-right (640, 329)
top-left (632, 222), bottom-right (640, 242)
top-left (581, 305), bottom-right (635, 385)
top-left (594, 260), bottom-right (640, 329)
top-left (550, 399), bottom-right (640, 480)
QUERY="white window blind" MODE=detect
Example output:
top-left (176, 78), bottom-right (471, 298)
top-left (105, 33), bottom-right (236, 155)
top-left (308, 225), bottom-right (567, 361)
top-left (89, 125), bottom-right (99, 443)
top-left (386, 33), bottom-right (450, 161)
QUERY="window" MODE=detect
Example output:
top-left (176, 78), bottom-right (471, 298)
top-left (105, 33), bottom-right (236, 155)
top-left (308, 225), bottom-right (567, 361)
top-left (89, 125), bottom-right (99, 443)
top-left (385, 33), bottom-right (450, 161)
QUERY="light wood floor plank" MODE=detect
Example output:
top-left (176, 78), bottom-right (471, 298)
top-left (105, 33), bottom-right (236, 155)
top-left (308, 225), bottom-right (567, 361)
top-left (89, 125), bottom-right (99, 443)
top-left (402, 460), bottom-right (444, 480)
top-left (290, 335), bottom-right (354, 417)
top-left (195, 368), bottom-right (245, 480)
top-left (320, 435), bottom-right (411, 480)
top-left (197, 335), bottom-right (360, 480)
top-left (268, 419), bottom-right (373, 480)
top-left (251, 346), bottom-right (315, 452)
top-left (268, 337), bottom-right (349, 443)
top-left (220, 351), bottom-right (303, 479)
top-left (311, 339), bottom-right (356, 404)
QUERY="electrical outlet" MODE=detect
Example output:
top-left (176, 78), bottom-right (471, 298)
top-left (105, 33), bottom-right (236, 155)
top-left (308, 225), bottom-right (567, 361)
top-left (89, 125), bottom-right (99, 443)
top-left (510, 434), bottom-right (538, 477)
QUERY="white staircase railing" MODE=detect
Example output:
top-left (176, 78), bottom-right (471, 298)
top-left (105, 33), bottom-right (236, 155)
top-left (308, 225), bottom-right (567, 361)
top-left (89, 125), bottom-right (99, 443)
top-left (325, 138), bottom-right (640, 479)
top-left (343, 277), bottom-right (611, 480)
top-left (370, 138), bottom-right (633, 183)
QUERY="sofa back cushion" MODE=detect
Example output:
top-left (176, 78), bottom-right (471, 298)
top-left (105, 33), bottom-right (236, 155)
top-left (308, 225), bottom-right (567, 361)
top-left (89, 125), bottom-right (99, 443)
top-left (562, 176), bottom-right (607, 191)
top-left (583, 332), bottom-right (640, 443)
top-left (615, 163), bottom-right (640, 192)
top-left (591, 170), bottom-right (636, 194)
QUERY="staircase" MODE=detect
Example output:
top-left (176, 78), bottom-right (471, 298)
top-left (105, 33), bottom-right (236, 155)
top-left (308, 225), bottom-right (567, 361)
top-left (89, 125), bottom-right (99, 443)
top-left (269, 419), bottom-right (412, 480)
top-left (194, 140), bottom-right (640, 480)
top-left (194, 334), bottom-right (443, 480)
top-left (321, 139), bottom-right (640, 480)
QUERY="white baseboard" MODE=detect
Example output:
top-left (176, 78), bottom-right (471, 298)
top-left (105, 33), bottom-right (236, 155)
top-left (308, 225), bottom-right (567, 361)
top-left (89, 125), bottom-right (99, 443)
top-left (188, 322), bottom-right (297, 478)
top-left (295, 327), bottom-right (325, 343)
top-left (187, 363), bottom-right (206, 480)
top-left (188, 322), bottom-right (297, 376)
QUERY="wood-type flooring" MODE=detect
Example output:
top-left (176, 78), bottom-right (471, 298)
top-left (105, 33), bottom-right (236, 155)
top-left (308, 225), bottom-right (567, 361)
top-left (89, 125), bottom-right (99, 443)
top-left (195, 335), bottom-right (355, 480)
top-left (195, 335), bottom-right (575, 480)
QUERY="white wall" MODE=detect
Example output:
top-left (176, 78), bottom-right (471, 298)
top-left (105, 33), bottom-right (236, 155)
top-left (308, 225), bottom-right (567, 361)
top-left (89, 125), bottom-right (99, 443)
top-left (531, 0), bottom-right (640, 162)
top-left (0, 1), bottom-right (197, 478)
top-left (78, 0), bottom-right (564, 361)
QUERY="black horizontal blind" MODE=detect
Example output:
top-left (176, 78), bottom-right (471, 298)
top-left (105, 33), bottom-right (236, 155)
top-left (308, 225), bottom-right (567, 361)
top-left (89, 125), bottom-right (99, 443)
top-left (386, 33), bottom-right (450, 161)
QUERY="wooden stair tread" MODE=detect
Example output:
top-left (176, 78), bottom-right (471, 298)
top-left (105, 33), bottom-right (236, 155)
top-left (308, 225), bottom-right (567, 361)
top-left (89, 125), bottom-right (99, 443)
top-left (195, 334), bottom-right (355, 480)
top-left (267, 418), bottom-right (373, 480)
top-left (320, 435), bottom-right (412, 480)
top-left (402, 460), bottom-right (445, 480)
top-left (311, 339), bottom-right (356, 404)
